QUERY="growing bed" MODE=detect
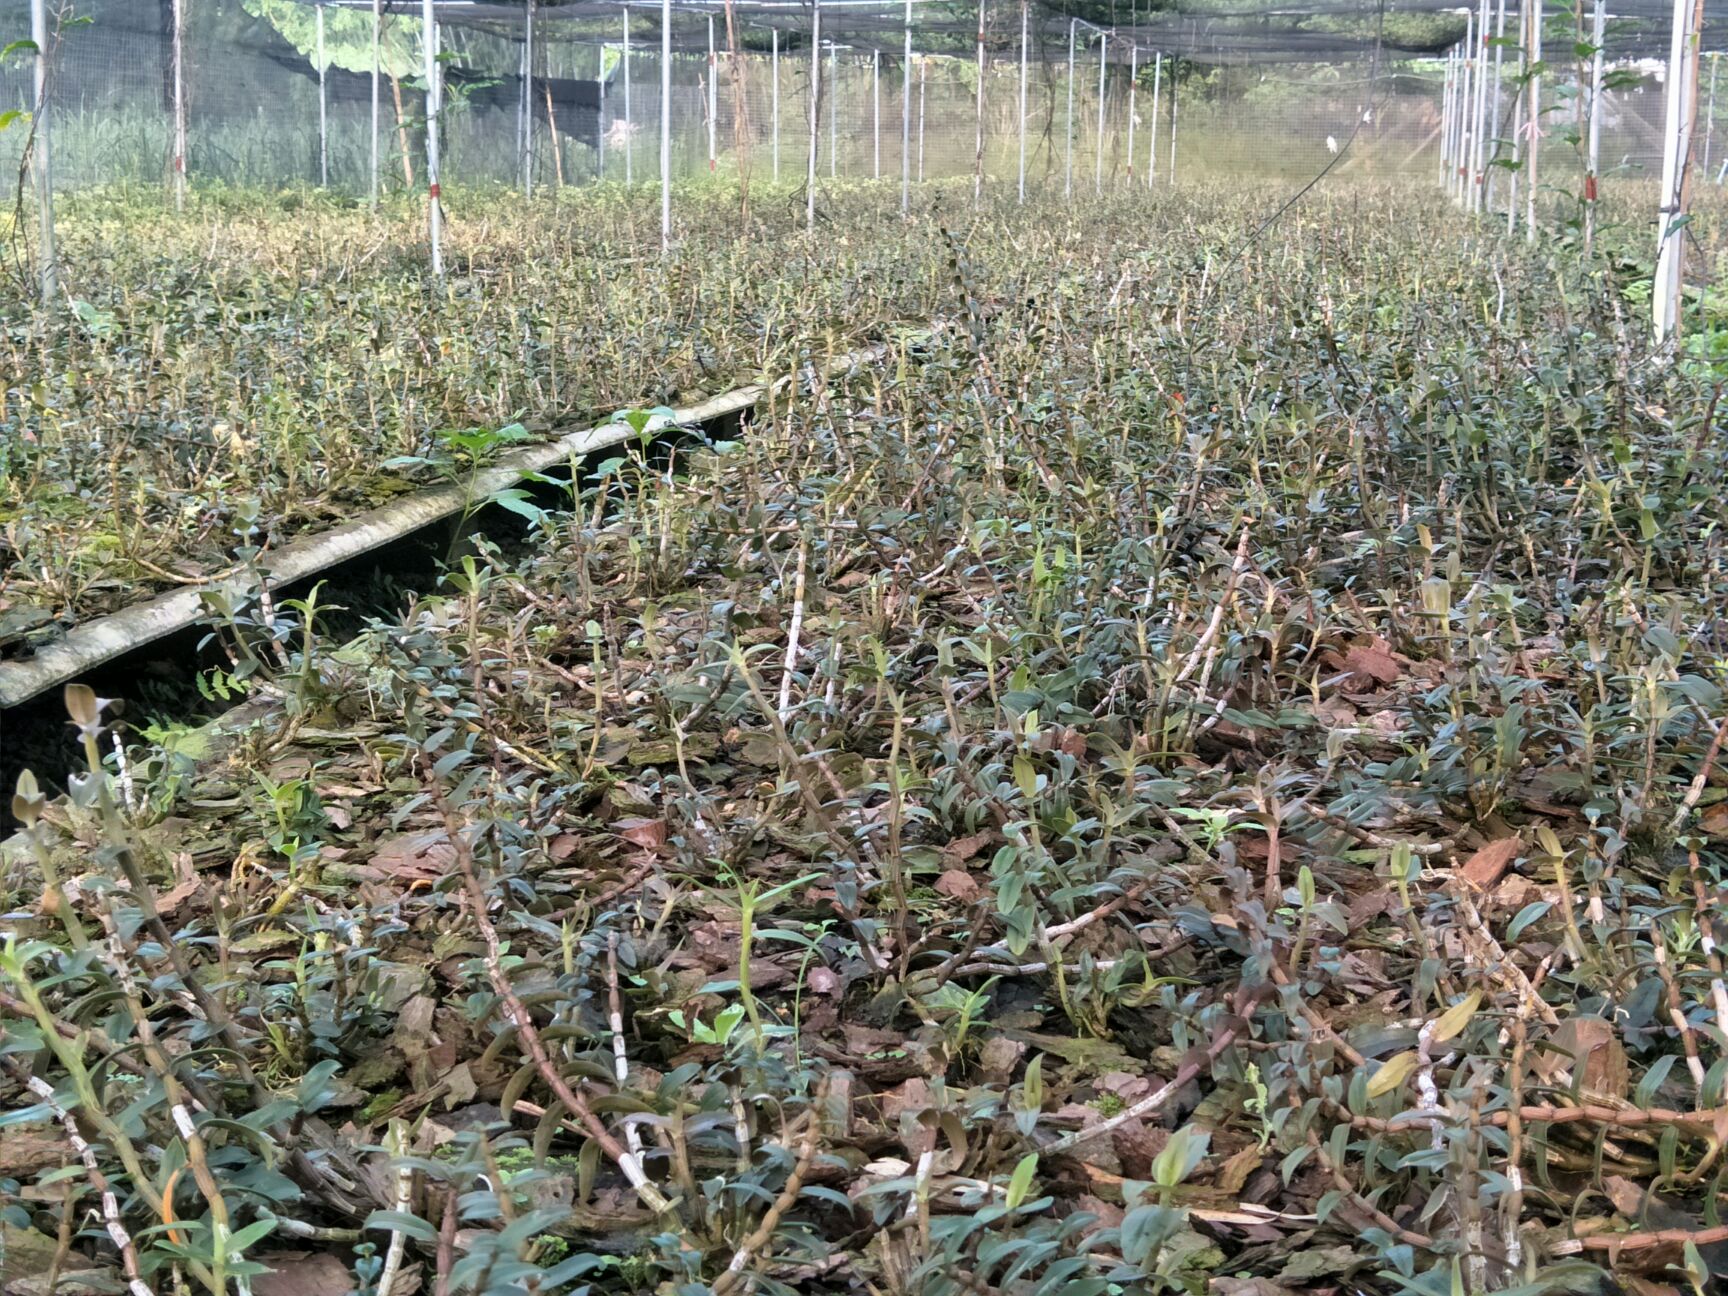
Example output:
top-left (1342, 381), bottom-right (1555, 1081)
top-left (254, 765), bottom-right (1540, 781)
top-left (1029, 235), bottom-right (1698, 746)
top-left (4, 183), bottom-right (1728, 1296)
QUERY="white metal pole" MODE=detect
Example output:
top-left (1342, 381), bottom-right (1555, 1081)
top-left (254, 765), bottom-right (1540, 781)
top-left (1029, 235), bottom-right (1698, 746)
top-left (974, 0), bottom-right (986, 204)
top-left (1126, 44), bottom-right (1137, 186)
top-left (772, 27), bottom-right (781, 184)
top-left (1018, 1), bottom-right (1029, 201)
top-left (708, 15), bottom-right (718, 172)
top-left (317, 5), bottom-right (329, 187)
top-left (597, 39), bottom-right (607, 182)
top-left (371, 0), bottom-right (381, 209)
top-left (808, 1), bottom-right (821, 227)
top-left (30, 0), bottom-right (53, 303)
top-left (623, 7), bottom-right (633, 184)
top-left (902, 0), bottom-right (912, 212)
top-left (1149, 50), bottom-right (1161, 185)
top-left (1654, 0), bottom-right (1698, 341)
top-left (873, 48), bottom-right (881, 179)
top-left (522, 0), bottom-right (536, 196)
top-left (830, 41), bottom-right (838, 177)
top-left (1526, 0), bottom-right (1542, 241)
top-left (1585, 0), bottom-right (1604, 251)
top-left (662, 0), bottom-right (672, 247)
top-left (1095, 32), bottom-right (1107, 193)
top-left (172, 0), bottom-right (186, 211)
top-left (423, 0), bottom-right (442, 277)
top-left (1065, 19), bottom-right (1075, 199)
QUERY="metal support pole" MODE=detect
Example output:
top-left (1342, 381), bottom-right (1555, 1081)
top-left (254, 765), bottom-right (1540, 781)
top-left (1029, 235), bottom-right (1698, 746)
top-left (171, 0), bottom-right (186, 211)
top-left (772, 27), bottom-right (780, 184)
top-left (873, 48), bottom-right (881, 179)
top-left (30, 0), bottom-right (53, 304)
top-left (1126, 44), bottom-right (1137, 186)
top-left (1585, 0), bottom-right (1604, 251)
top-left (662, 0), bottom-right (672, 247)
top-left (623, 7), bottom-right (633, 184)
top-left (901, 0), bottom-right (912, 212)
top-left (1095, 32), bottom-right (1106, 193)
top-left (974, 0), bottom-right (986, 204)
top-left (597, 38), bottom-right (606, 182)
top-left (1017, 0), bottom-right (1028, 201)
top-left (370, 0), bottom-right (381, 209)
top-left (830, 42), bottom-right (838, 177)
top-left (423, 0), bottom-right (442, 277)
top-left (807, 0), bottom-right (820, 227)
top-left (1064, 19), bottom-right (1076, 199)
top-left (708, 15), bottom-right (718, 172)
top-left (1149, 50), bottom-right (1161, 185)
top-left (317, 4), bottom-right (329, 187)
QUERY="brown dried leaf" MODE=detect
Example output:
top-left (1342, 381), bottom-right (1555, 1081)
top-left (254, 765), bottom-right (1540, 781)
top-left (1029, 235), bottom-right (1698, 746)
top-left (615, 817), bottom-right (668, 852)
top-left (1343, 644), bottom-right (1402, 686)
top-left (1459, 836), bottom-right (1522, 890)
top-left (934, 869), bottom-right (984, 902)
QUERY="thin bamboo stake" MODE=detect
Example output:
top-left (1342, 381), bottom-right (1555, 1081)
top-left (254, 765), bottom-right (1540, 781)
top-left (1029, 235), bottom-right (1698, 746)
top-left (171, 0), bottom-right (186, 211)
top-left (1095, 31), bottom-right (1107, 193)
top-left (873, 48), bottom-right (881, 180)
top-left (807, 0), bottom-right (820, 227)
top-left (974, 0), bottom-right (986, 204)
top-left (1707, 53), bottom-right (1719, 178)
top-left (1654, 0), bottom-right (1705, 342)
top-left (317, 4), bottom-right (328, 187)
top-left (662, 0), bottom-right (672, 247)
top-left (1148, 50), bottom-right (1160, 185)
top-left (901, 0), bottom-right (911, 212)
top-left (1474, 0), bottom-right (1490, 211)
top-left (1487, 0), bottom-right (1505, 212)
top-left (30, 0), bottom-right (53, 303)
top-left (422, 0), bottom-right (442, 277)
top-left (1584, 0), bottom-right (1604, 253)
top-left (1017, 0), bottom-right (1028, 201)
top-left (1064, 19), bottom-right (1075, 199)
top-left (918, 54), bottom-right (926, 181)
top-left (370, 0), bottom-right (381, 208)
top-left (1526, 0), bottom-right (1542, 241)
top-left (1126, 43), bottom-right (1137, 186)
top-left (520, 0), bottom-right (535, 195)
top-left (623, 6), bottom-right (633, 184)
top-left (1167, 51), bottom-right (1177, 181)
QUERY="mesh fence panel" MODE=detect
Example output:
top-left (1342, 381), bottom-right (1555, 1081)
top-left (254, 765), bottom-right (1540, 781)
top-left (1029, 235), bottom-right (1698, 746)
top-left (0, 0), bottom-right (1708, 202)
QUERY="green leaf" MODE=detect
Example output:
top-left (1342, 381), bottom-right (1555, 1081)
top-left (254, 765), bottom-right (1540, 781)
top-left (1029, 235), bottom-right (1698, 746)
top-left (1150, 1124), bottom-right (1209, 1189)
top-left (364, 1209), bottom-right (439, 1243)
top-left (1005, 1153), bottom-right (1039, 1210)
